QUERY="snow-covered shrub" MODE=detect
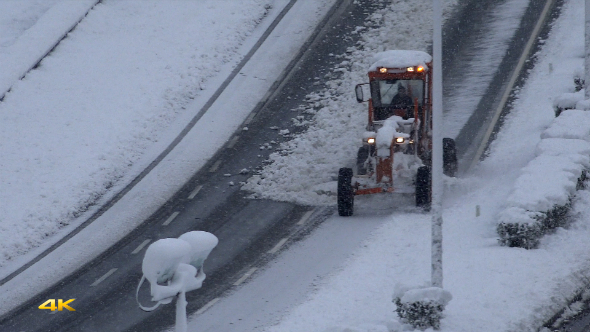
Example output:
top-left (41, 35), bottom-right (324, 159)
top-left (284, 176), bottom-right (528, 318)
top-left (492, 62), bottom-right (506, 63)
top-left (573, 66), bottom-right (585, 92)
top-left (542, 109), bottom-right (590, 140)
top-left (553, 90), bottom-right (584, 116)
top-left (554, 67), bottom-right (585, 115)
top-left (576, 98), bottom-right (590, 111)
top-left (496, 110), bottom-right (590, 249)
top-left (496, 209), bottom-right (544, 249)
top-left (393, 285), bottom-right (452, 330)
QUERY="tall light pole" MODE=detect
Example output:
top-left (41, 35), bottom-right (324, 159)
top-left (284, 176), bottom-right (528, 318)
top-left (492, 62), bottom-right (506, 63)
top-left (431, 0), bottom-right (444, 289)
top-left (586, 0), bottom-right (590, 99)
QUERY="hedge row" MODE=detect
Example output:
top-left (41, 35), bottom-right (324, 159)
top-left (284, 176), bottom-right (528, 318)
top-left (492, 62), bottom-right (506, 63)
top-left (497, 109), bottom-right (590, 249)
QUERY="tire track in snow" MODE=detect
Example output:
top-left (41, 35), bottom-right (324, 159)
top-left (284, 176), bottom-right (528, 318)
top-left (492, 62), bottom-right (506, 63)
top-left (0, 0), bottom-right (102, 102)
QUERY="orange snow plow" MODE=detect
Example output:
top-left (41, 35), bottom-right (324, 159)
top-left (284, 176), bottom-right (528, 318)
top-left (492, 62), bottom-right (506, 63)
top-left (337, 50), bottom-right (457, 216)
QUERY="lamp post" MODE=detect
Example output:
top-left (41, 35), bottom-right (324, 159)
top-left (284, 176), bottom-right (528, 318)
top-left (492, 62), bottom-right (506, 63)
top-left (586, 0), bottom-right (590, 99)
top-left (431, 0), bottom-right (444, 289)
top-left (136, 231), bottom-right (219, 332)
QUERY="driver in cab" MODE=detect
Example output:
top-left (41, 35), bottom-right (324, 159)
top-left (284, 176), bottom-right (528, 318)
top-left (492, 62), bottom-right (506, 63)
top-left (391, 84), bottom-right (413, 110)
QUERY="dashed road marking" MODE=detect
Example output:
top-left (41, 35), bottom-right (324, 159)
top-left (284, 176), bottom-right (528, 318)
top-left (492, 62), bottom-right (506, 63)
top-left (233, 267), bottom-right (258, 286)
top-left (196, 298), bottom-right (220, 315)
top-left (226, 136), bottom-right (239, 149)
top-left (297, 210), bottom-right (314, 225)
top-left (267, 238), bottom-right (288, 254)
top-left (188, 185), bottom-right (203, 199)
top-left (162, 211), bottom-right (180, 226)
top-left (131, 239), bottom-right (151, 254)
top-left (91, 268), bottom-right (118, 287)
top-left (209, 160), bottom-right (222, 173)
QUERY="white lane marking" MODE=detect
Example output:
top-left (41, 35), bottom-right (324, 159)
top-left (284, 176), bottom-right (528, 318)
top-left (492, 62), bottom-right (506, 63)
top-left (209, 160), bottom-right (222, 173)
top-left (131, 239), bottom-right (151, 254)
top-left (188, 185), bottom-right (203, 199)
top-left (470, 0), bottom-right (555, 170)
top-left (91, 268), bottom-right (118, 287)
top-left (196, 298), bottom-right (220, 315)
top-left (296, 210), bottom-right (314, 225)
top-left (233, 267), bottom-right (258, 286)
top-left (267, 238), bottom-right (288, 254)
top-left (162, 211), bottom-right (180, 226)
top-left (226, 136), bottom-right (240, 149)
top-left (244, 112), bottom-right (256, 125)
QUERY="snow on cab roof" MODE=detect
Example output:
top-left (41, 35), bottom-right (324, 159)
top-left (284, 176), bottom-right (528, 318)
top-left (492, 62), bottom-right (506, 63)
top-left (368, 50), bottom-right (432, 71)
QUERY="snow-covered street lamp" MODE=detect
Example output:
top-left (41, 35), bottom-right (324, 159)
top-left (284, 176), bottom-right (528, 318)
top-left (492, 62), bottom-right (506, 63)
top-left (136, 231), bottom-right (218, 332)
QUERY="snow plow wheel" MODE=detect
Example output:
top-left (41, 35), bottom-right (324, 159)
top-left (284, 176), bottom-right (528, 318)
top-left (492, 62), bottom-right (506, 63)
top-left (337, 168), bottom-right (354, 216)
top-left (443, 138), bottom-right (458, 177)
top-left (416, 166), bottom-right (431, 208)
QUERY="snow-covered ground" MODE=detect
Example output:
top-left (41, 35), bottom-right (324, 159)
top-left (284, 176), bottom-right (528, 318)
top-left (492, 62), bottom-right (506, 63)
top-left (0, 0), bottom-right (336, 316)
top-left (1, 0), bottom-right (589, 331)
top-left (0, 0), bottom-right (273, 268)
top-left (0, 0), bottom-right (335, 275)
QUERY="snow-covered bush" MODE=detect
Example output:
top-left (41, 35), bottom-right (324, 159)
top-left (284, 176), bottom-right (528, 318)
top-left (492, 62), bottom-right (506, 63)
top-left (496, 210), bottom-right (544, 249)
top-left (497, 110), bottom-right (590, 249)
top-left (553, 90), bottom-right (584, 116)
top-left (393, 285), bottom-right (452, 330)
top-left (554, 67), bottom-right (585, 115)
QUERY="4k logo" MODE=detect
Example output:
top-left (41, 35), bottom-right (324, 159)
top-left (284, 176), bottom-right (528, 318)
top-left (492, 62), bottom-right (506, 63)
top-left (39, 299), bottom-right (76, 311)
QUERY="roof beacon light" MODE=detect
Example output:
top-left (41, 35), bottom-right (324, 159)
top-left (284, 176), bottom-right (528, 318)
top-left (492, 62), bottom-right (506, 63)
top-left (417, 66), bottom-right (424, 72)
top-left (406, 67), bottom-right (415, 72)
top-left (379, 67), bottom-right (387, 73)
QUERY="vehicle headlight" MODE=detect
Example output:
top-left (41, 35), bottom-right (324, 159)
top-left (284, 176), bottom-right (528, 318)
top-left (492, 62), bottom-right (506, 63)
top-left (367, 137), bottom-right (376, 144)
top-left (395, 137), bottom-right (405, 144)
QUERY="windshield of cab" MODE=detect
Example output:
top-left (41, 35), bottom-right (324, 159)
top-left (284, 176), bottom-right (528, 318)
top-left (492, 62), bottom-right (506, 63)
top-left (370, 79), bottom-right (424, 121)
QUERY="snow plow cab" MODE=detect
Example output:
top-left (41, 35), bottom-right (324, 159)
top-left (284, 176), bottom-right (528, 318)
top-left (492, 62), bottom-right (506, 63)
top-left (337, 50), bottom-right (457, 216)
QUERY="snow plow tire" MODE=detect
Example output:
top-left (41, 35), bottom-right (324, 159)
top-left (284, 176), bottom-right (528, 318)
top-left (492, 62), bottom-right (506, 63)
top-left (338, 168), bottom-right (354, 216)
top-left (416, 166), bottom-right (431, 208)
top-left (443, 138), bottom-right (458, 177)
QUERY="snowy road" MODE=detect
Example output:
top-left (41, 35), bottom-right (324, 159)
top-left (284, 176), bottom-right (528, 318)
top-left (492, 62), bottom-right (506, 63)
top-left (0, 0), bottom-right (578, 331)
top-left (0, 0), bottom-right (387, 330)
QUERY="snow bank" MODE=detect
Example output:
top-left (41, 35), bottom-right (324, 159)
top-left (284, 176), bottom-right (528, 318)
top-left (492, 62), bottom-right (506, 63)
top-left (0, 0), bottom-right (275, 270)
